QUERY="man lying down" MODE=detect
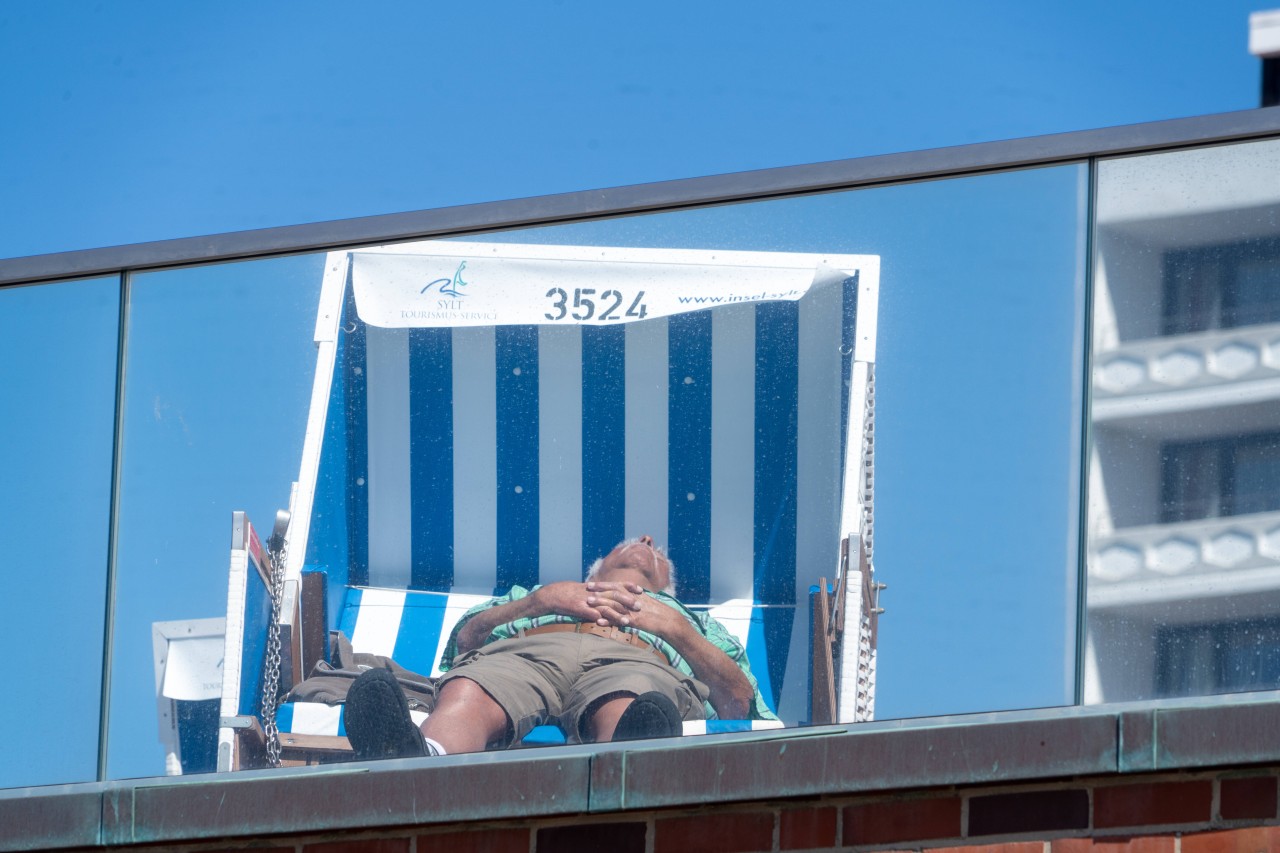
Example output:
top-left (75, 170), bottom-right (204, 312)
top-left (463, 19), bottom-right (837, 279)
top-left (343, 535), bottom-right (778, 759)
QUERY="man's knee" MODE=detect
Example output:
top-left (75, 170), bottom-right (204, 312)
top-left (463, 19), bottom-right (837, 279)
top-left (437, 676), bottom-right (502, 714)
top-left (423, 677), bottom-right (511, 752)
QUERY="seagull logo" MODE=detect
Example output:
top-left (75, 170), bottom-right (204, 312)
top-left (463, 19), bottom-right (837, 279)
top-left (421, 261), bottom-right (470, 298)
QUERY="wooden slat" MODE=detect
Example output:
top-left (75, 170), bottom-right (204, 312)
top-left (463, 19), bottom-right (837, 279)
top-left (810, 578), bottom-right (837, 725)
top-left (301, 571), bottom-right (329, 682)
top-left (279, 733), bottom-right (353, 754)
top-left (233, 720), bottom-right (268, 771)
top-left (861, 540), bottom-right (878, 646)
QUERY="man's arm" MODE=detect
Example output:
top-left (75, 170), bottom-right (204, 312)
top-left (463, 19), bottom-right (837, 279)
top-left (587, 582), bottom-right (756, 720)
top-left (454, 582), bottom-right (606, 655)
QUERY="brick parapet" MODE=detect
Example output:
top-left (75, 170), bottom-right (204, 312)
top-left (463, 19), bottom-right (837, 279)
top-left (10, 700), bottom-right (1280, 851)
top-left (65, 766), bottom-right (1280, 853)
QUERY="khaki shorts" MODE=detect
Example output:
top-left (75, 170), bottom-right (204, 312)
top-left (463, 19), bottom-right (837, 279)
top-left (438, 632), bottom-right (710, 745)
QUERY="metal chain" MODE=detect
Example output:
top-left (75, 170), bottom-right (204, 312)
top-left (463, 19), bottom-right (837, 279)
top-left (863, 368), bottom-right (875, 565)
top-left (261, 517), bottom-right (289, 768)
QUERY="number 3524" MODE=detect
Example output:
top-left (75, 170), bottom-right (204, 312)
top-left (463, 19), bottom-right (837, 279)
top-left (545, 288), bottom-right (648, 322)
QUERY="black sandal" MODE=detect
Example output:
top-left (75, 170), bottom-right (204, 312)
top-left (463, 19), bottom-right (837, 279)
top-left (344, 668), bottom-right (427, 760)
top-left (612, 691), bottom-right (683, 742)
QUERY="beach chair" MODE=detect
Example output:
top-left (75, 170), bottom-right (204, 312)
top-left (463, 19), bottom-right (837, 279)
top-left (217, 241), bottom-right (880, 770)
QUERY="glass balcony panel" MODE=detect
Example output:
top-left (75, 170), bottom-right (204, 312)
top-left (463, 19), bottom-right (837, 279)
top-left (106, 257), bottom-right (323, 780)
top-left (1088, 137), bottom-right (1280, 703)
top-left (0, 276), bottom-right (119, 788)
top-left (106, 164), bottom-right (1086, 780)
top-left (486, 164), bottom-right (1088, 722)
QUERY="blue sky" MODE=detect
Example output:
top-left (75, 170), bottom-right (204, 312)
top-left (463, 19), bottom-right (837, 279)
top-left (0, 1), bottom-right (1267, 259)
top-left (0, 1), bottom-right (1272, 786)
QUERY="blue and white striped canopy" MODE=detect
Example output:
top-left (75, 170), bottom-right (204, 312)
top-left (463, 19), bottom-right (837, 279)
top-left (297, 242), bottom-right (878, 715)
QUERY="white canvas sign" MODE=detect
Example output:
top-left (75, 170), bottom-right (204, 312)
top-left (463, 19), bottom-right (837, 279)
top-left (162, 635), bottom-right (225, 701)
top-left (351, 250), bottom-right (864, 328)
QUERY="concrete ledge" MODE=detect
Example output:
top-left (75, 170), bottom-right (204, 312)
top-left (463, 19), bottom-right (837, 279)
top-left (4, 694), bottom-right (1280, 851)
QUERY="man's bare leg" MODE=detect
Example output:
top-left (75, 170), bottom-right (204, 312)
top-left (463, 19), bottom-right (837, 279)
top-left (419, 678), bottom-right (510, 754)
top-left (583, 694), bottom-right (636, 742)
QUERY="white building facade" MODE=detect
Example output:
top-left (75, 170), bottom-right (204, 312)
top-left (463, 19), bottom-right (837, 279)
top-left (1086, 139), bottom-right (1280, 702)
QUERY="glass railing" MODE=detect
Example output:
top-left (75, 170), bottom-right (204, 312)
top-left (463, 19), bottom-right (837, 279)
top-left (1086, 136), bottom-right (1280, 705)
top-left (3, 113), bottom-right (1280, 789)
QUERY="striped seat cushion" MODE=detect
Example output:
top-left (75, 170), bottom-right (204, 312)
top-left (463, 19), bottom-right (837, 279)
top-left (335, 587), bottom-right (486, 678)
top-left (276, 585), bottom-right (780, 740)
top-left (278, 702), bottom-right (782, 741)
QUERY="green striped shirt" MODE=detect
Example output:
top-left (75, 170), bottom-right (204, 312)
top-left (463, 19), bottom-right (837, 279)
top-left (438, 585), bottom-right (778, 722)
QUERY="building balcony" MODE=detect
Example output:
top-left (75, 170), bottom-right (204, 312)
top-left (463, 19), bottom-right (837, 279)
top-left (1095, 322), bottom-right (1280, 399)
top-left (1089, 509), bottom-right (1280, 615)
top-left (1092, 322), bottom-right (1280, 435)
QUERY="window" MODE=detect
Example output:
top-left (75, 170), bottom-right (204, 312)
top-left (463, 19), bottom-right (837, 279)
top-left (1157, 617), bottom-right (1280, 697)
top-left (1160, 431), bottom-right (1280, 523)
top-left (1162, 237), bottom-right (1280, 334)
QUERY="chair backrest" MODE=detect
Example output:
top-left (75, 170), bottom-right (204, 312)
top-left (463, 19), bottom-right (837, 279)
top-left (287, 241), bottom-right (879, 721)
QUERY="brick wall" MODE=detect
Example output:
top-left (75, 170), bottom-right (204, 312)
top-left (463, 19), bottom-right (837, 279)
top-left (113, 768), bottom-right (1280, 853)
